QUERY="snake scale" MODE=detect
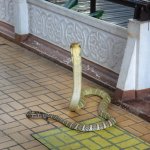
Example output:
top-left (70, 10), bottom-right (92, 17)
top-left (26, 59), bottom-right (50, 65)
top-left (26, 43), bottom-right (116, 132)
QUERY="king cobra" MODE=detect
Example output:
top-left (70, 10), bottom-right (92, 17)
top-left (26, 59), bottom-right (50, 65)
top-left (26, 43), bottom-right (116, 132)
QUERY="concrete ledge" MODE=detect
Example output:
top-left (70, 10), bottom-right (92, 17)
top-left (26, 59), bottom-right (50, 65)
top-left (0, 21), bottom-right (15, 41)
top-left (15, 34), bottom-right (29, 43)
top-left (114, 88), bottom-right (150, 122)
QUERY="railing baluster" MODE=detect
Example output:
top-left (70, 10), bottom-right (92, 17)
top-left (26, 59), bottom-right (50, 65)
top-left (90, 0), bottom-right (96, 13)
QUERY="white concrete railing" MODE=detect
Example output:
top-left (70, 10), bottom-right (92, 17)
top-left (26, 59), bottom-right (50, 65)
top-left (0, 0), bottom-right (14, 25)
top-left (27, 0), bottom-right (127, 74)
top-left (0, 0), bottom-right (128, 74)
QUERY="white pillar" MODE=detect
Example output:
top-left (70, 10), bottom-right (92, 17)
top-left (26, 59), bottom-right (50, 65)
top-left (116, 19), bottom-right (150, 95)
top-left (136, 21), bottom-right (150, 90)
top-left (14, 0), bottom-right (29, 35)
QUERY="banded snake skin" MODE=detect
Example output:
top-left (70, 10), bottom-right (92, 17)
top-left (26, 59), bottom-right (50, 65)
top-left (26, 43), bottom-right (116, 132)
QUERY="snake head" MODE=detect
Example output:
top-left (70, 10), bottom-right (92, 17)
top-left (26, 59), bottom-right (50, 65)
top-left (70, 43), bottom-right (81, 49)
top-left (70, 43), bottom-right (81, 62)
top-left (26, 110), bottom-right (33, 119)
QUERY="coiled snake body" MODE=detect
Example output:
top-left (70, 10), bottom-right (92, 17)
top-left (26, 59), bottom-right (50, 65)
top-left (26, 43), bottom-right (116, 132)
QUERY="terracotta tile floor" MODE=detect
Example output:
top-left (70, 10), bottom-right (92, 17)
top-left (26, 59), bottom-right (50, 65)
top-left (0, 36), bottom-right (149, 150)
